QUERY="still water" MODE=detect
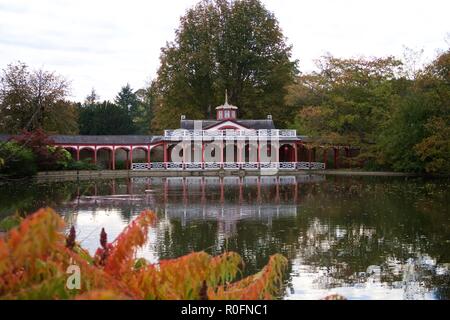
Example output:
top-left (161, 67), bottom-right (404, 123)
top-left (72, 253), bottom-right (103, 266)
top-left (0, 175), bottom-right (449, 300)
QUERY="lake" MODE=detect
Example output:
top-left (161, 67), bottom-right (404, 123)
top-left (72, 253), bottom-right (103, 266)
top-left (0, 174), bottom-right (449, 300)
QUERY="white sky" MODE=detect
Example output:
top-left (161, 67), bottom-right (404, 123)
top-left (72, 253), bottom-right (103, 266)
top-left (0, 0), bottom-right (449, 102)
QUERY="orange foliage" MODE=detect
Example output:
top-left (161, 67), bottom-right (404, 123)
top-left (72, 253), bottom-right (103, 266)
top-left (0, 208), bottom-right (289, 300)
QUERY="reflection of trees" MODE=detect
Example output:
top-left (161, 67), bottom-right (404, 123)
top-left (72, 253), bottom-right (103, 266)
top-left (1, 175), bottom-right (448, 299)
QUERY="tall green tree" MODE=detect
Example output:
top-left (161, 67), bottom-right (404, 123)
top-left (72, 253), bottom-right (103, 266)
top-left (0, 62), bottom-right (76, 134)
top-left (78, 90), bottom-right (135, 135)
top-left (135, 81), bottom-right (157, 134)
top-left (153, 0), bottom-right (297, 132)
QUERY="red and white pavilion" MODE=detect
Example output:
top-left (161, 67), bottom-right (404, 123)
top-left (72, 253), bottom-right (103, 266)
top-left (1, 98), bottom-right (356, 171)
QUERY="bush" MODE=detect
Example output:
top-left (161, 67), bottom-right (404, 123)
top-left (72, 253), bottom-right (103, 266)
top-left (0, 141), bottom-right (37, 177)
top-left (12, 129), bottom-right (69, 171)
top-left (66, 159), bottom-right (99, 171)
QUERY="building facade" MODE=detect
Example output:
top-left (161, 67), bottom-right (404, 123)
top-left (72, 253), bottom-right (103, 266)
top-left (1, 98), bottom-right (356, 171)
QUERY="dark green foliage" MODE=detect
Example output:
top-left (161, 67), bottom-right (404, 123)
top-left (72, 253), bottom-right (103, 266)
top-left (78, 100), bottom-right (135, 135)
top-left (66, 159), bottom-right (99, 171)
top-left (0, 141), bottom-right (37, 177)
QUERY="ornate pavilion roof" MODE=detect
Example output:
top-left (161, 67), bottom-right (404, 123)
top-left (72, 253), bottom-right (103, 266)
top-left (180, 119), bottom-right (276, 130)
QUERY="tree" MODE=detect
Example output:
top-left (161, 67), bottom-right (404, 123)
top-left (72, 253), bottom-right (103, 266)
top-left (0, 62), bottom-right (74, 134)
top-left (78, 90), bottom-right (135, 135)
top-left (286, 55), bottom-right (403, 160)
top-left (378, 49), bottom-right (450, 172)
top-left (135, 81), bottom-right (157, 134)
top-left (152, 0), bottom-right (297, 132)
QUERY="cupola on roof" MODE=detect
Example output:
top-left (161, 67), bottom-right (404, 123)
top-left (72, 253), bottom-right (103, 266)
top-left (216, 91), bottom-right (238, 120)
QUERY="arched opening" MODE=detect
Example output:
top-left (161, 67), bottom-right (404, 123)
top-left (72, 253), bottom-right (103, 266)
top-left (114, 147), bottom-right (130, 169)
top-left (132, 147), bottom-right (148, 165)
top-left (279, 144), bottom-right (295, 163)
top-left (97, 148), bottom-right (113, 169)
top-left (79, 147), bottom-right (95, 163)
top-left (150, 144), bottom-right (164, 163)
top-left (297, 144), bottom-right (308, 162)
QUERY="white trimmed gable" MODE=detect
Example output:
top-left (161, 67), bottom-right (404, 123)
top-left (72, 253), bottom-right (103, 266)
top-left (205, 120), bottom-right (252, 132)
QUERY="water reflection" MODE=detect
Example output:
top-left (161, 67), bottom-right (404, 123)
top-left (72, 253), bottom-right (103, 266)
top-left (0, 175), bottom-right (449, 300)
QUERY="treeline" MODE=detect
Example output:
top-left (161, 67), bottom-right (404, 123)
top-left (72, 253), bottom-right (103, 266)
top-left (0, 0), bottom-right (449, 174)
top-left (286, 51), bottom-right (450, 174)
top-left (0, 62), bottom-right (156, 136)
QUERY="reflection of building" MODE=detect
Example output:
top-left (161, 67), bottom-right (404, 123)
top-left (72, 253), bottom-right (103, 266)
top-left (0, 96), bottom-right (357, 170)
top-left (65, 176), bottom-right (323, 240)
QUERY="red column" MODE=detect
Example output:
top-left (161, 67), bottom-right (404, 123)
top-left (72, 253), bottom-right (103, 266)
top-left (129, 146), bottom-right (133, 169)
top-left (112, 147), bottom-right (116, 170)
top-left (308, 148), bottom-right (312, 164)
top-left (201, 143), bottom-right (205, 167)
top-left (93, 147), bottom-right (97, 164)
top-left (163, 143), bottom-right (168, 163)
top-left (294, 144), bottom-right (298, 162)
top-left (257, 143), bottom-right (261, 163)
top-left (323, 148), bottom-right (327, 168)
top-left (76, 147), bottom-right (80, 161)
top-left (147, 146), bottom-right (151, 166)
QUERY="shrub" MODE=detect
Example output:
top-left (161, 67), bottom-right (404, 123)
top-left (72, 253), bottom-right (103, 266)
top-left (12, 129), bottom-right (69, 171)
top-left (0, 208), bottom-right (289, 300)
top-left (0, 141), bottom-right (37, 177)
top-left (66, 159), bottom-right (99, 171)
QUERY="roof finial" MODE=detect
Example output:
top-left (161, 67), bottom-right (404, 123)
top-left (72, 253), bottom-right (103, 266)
top-left (225, 89), bottom-right (228, 106)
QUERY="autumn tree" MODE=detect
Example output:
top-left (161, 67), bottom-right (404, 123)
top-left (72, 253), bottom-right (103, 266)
top-left (286, 55), bottom-right (403, 161)
top-left (0, 62), bottom-right (76, 134)
top-left (378, 49), bottom-right (450, 173)
top-left (152, 0), bottom-right (297, 132)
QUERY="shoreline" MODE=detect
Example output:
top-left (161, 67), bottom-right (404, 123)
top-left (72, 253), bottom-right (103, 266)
top-left (29, 169), bottom-right (432, 183)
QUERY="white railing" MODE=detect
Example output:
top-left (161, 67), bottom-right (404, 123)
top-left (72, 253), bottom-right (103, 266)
top-left (185, 163), bottom-right (203, 170)
top-left (296, 162), bottom-right (326, 170)
top-left (240, 162), bottom-right (259, 170)
top-left (223, 163), bottom-right (240, 170)
top-left (260, 162), bottom-right (279, 170)
top-left (164, 129), bottom-right (297, 138)
top-left (150, 162), bottom-right (166, 170)
top-left (204, 163), bottom-right (221, 170)
top-left (131, 162), bottom-right (326, 171)
top-left (167, 162), bottom-right (184, 170)
top-left (278, 162), bottom-right (296, 170)
top-left (131, 163), bottom-right (150, 170)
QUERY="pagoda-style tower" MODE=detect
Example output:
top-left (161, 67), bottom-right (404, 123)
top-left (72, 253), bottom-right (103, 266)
top-left (216, 91), bottom-right (238, 120)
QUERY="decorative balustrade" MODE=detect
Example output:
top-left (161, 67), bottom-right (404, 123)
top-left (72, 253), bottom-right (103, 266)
top-left (278, 162), bottom-right (296, 170)
top-left (204, 163), bottom-right (221, 170)
top-left (131, 163), bottom-right (150, 170)
top-left (166, 163), bottom-right (184, 170)
top-left (240, 162), bottom-right (259, 170)
top-left (164, 129), bottom-right (297, 139)
top-left (223, 163), bottom-right (240, 170)
top-left (131, 161), bottom-right (326, 171)
top-left (185, 163), bottom-right (203, 170)
top-left (296, 162), bottom-right (326, 170)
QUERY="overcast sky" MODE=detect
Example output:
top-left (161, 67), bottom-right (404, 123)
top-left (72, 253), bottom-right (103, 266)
top-left (0, 0), bottom-right (449, 102)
